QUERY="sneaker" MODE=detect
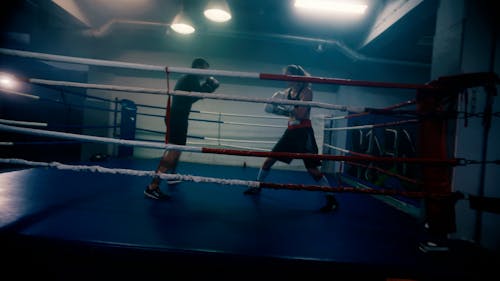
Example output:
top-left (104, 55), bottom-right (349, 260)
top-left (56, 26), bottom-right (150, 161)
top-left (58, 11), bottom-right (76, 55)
top-left (244, 187), bottom-right (261, 195)
top-left (320, 194), bottom-right (338, 212)
top-left (418, 241), bottom-right (449, 253)
top-left (144, 186), bottom-right (171, 200)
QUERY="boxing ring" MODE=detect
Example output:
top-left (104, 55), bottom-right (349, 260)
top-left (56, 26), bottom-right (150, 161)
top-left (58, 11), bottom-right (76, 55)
top-left (1, 48), bottom-right (499, 280)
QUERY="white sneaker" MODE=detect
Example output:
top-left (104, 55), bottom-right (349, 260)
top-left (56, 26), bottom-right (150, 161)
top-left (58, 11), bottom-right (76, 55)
top-left (418, 241), bottom-right (449, 253)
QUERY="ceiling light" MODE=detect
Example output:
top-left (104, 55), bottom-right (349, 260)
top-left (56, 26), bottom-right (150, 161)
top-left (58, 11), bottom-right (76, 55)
top-left (294, 0), bottom-right (368, 15)
top-left (0, 73), bottom-right (18, 89)
top-left (204, 0), bottom-right (232, 22)
top-left (170, 11), bottom-right (195, 34)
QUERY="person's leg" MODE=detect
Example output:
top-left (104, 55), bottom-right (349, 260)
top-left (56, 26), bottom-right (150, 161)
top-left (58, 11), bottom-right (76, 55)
top-left (145, 150), bottom-right (181, 200)
top-left (307, 167), bottom-right (338, 212)
top-left (163, 149), bottom-right (182, 185)
top-left (259, 157), bottom-right (277, 179)
top-left (244, 157), bottom-right (277, 195)
top-left (149, 150), bottom-right (181, 187)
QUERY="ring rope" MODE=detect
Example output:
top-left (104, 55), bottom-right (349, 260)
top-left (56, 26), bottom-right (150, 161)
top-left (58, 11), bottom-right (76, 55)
top-left (0, 88), bottom-right (40, 99)
top-left (164, 69), bottom-right (172, 144)
top-left (325, 119), bottom-right (418, 131)
top-left (127, 137), bottom-right (275, 149)
top-left (0, 120), bottom-right (273, 147)
top-left (201, 147), bottom-right (459, 165)
top-left (0, 118), bottom-right (47, 127)
top-left (203, 137), bottom-right (275, 145)
top-left (1, 48), bottom-right (433, 90)
top-left (187, 141), bottom-right (270, 151)
top-left (258, 73), bottom-right (432, 89)
top-left (2, 87), bottom-right (122, 114)
top-left (327, 143), bottom-right (419, 183)
top-left (0, 157), bottom-right (456, 199)
top-left (323, 143), bottom-right (371, 157)
top-left (170, 118), bottom-right (287, 129)
top-left (328, 99), bottom-right (416, 120)
top-left (137, 105), bottom-right (288, 120)
top-left (343, 160), bottom-right (420, 185)
top-left (29, 78), bottom-right (366, 113)
top-left (0, 118), bottom-right (116, 132)
top-left (0, 123), bottom-right (462, 165)
top-left (324, 144), bottom-right (426, 185)
top-left (0, 158), bottom-right (260, 188)
top-left (216, 120), bottom-right (286, 128)
top-left (192, 110), bottom-right (288, 120)
top-left (1, 140), bottom-right (84, 146)
top-left (11, 87), bottom-right (492, 121)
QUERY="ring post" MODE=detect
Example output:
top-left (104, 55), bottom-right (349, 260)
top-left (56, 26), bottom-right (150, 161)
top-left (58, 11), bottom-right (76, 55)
top-left (416, 86), bottom-right (456, 243)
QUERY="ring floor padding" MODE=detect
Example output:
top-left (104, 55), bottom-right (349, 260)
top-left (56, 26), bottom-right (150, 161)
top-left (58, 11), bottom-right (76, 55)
top-left (0, 158), bottom-right (496, 280)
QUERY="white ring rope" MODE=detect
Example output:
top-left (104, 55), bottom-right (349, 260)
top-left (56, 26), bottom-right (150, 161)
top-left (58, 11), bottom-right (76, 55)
top-left (327, 115), bottom-right (361, 120)
top-left (30, 78), bottom-right (165, 94)
top-left (0, 117), bottom-right (277, 147)
top-left (323, 143), bottom-right (350, 154)
top-left (204, 137), bottom-right (275, 144)
top-left (0, 88), bottom-right (40, 99)
top-left (0, 158), bottom-right (260, 188)
top-left (195, 110), bottom-right (288, 120)
top-left (29, 78), bottom-right (365, 113)
top-left (0, 123), bottom-right (276, 156)
top-left (188, 141), bottom-right (269, 151)
top-left (0, 48), bottom-right (259, 78)
top-left (0, 118), bottom-right (48, 127)
top-left (0, 123), bottom-right (200, 151)
top-left (0, 87), bottom-right (286, 128)
top-left (323, 143), bottom-right (372, 157)
top-left (0, 123), bottom-right (278, 154)
top-left (218, 120), bottom-right (285, 128)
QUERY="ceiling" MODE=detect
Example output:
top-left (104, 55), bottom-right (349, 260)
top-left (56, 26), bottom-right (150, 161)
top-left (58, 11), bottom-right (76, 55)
top-left (1, 0), bottom-right (439, 67)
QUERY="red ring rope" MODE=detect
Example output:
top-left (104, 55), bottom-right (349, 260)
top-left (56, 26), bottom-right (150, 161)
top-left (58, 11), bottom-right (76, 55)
top-left (165, 67), bottom-right (171, 144)
top-left (259, 181), bottom-right (458, 199)
top-left (259, 73), bottom-right (434, 90)
top-left (201, 147), bottom-right (460, 165)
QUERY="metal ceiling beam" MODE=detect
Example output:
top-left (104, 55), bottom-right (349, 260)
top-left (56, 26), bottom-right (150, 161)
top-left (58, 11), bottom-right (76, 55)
top-left (361, 0), bottom-right (423, 49)
top-left (51, 0), bottom-right (91, 27)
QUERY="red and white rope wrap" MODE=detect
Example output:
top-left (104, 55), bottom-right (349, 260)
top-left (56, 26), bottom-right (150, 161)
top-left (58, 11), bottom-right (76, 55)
top-left (0, 123), bottom-right (461, 166)
top-left (1, 48), bottom-right (434, 90)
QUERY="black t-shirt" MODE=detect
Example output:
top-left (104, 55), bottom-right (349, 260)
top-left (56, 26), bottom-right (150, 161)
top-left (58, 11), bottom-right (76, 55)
top-left (170, 75), bottom-right (204, 121)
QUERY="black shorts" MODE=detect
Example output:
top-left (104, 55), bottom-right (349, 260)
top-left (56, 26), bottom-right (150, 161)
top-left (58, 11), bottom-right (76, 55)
top-left (272, 126), bottom-right (322, 168)
top-left (167, 118), bottom-right (188, 145)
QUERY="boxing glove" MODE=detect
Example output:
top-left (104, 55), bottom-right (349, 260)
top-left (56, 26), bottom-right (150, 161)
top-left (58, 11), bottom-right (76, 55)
top-left (202, 76), bottom-right (220, 92)
top-left (265, 90), bottom-right (294, 116)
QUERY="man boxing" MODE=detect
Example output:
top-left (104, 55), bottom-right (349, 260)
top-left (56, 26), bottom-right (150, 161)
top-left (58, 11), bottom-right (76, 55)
top-left (244, 64), bottom-right (338, 212)
top-left (144, 57), bottom-right (219, 200)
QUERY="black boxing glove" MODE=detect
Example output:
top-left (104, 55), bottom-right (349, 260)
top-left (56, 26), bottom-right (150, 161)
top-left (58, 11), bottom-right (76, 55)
top-left (202, 76), bottom-right (220, 92)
